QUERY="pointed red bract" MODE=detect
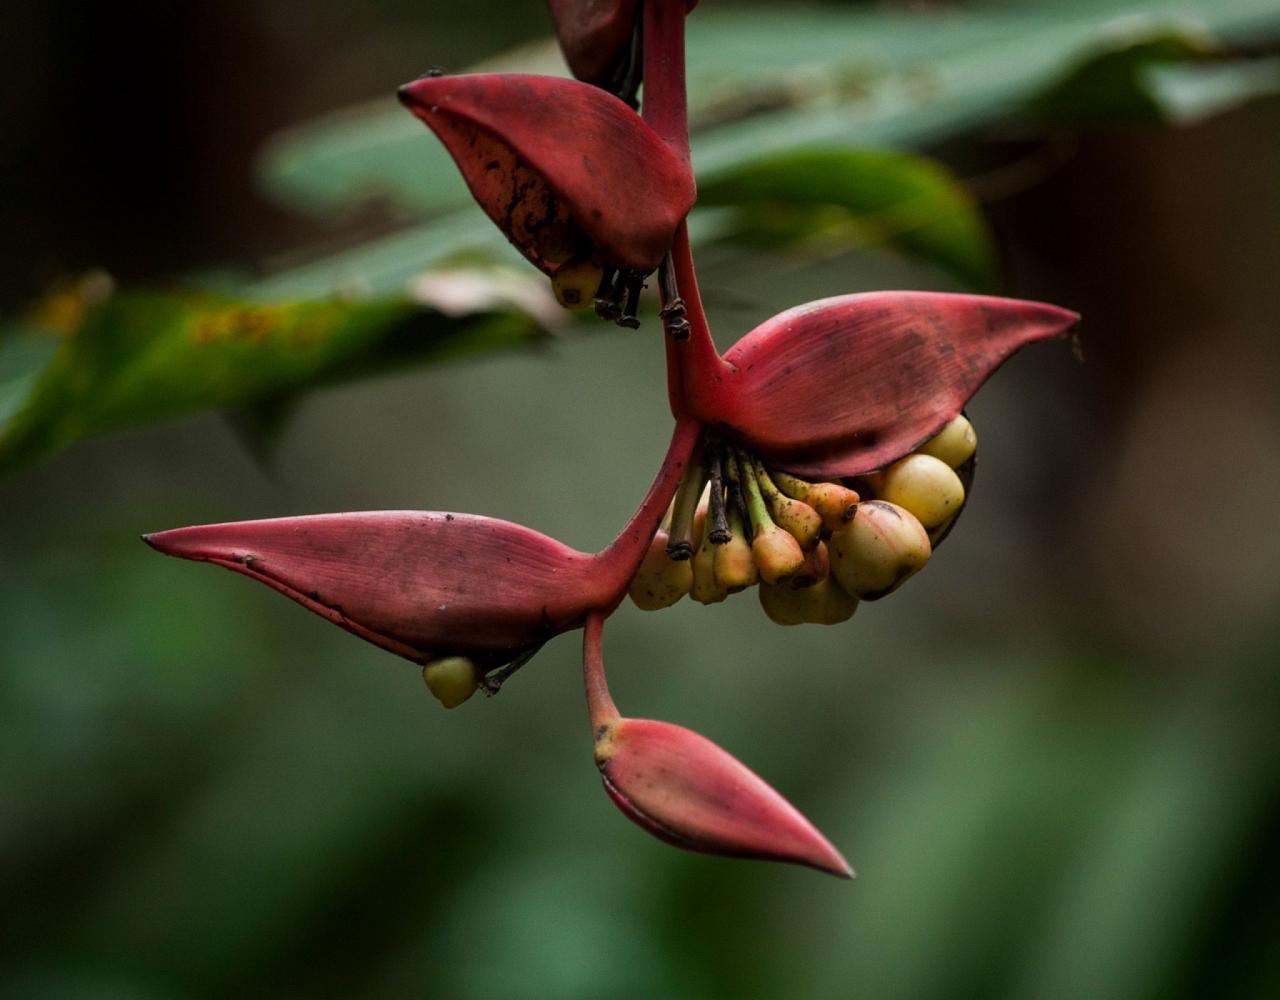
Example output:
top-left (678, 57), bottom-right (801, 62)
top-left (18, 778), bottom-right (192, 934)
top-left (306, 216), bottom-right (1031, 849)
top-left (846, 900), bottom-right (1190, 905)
top-left (596, 717), bottom-right (852, 877)
top-left (683, 291), bottom-right (1078, 477)
top-left (398, 74), bottom-right (695, 275)
top-left (547, 0), bottom-right (698, 88)
top-left (144, 512), bottom-right (604, 666)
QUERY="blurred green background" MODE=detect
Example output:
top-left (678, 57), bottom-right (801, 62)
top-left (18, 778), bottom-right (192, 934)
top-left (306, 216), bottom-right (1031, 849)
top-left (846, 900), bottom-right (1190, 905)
top-left (2, 1), bottom-right (1279, 997)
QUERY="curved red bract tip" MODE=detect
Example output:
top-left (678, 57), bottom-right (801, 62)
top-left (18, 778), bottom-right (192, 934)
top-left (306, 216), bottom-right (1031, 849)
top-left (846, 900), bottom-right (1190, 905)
top-left (144, 512), bottom-right (602, 666)
top-left (398, 73), bottom-right (696, 275)
top-left (596, 717), bottom-right (853, 877)
top-left (685, 291), bottom-right (1079, 478)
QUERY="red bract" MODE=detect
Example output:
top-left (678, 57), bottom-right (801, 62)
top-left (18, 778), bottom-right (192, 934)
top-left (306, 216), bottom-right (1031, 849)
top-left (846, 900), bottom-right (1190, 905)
top-left (547, 0), bottom-right (698, 89)
top-left (144, 513), bottom-right (601, 668)
top-left (583, 615), bottom-right (850, 876)
top-left (397, 73), bottom-right (695, 278)
top-left (145, 420), bottom-right (701, 680)
top-left (672, 286), bottom-right (1079, 478)
top-left (597, 719), bottom-right (852, 876)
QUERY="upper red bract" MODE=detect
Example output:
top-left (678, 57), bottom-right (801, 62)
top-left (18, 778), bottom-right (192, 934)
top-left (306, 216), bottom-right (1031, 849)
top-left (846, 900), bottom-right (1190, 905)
top-left (680, 291), bottom-right (1080, 477)
top-left (398, 73), bottom-right (696, 275)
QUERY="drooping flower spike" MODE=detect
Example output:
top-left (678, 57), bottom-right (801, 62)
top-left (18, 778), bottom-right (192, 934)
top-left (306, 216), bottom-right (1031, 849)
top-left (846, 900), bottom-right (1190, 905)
top-left (148, 0), bottom-right (1082, 878)
top-left (398, 72), bottom-right (695, 326)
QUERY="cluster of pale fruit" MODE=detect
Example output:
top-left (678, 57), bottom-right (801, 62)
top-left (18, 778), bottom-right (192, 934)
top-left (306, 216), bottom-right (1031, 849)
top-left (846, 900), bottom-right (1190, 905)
top-left (628, 414), bottom-right (978, 627)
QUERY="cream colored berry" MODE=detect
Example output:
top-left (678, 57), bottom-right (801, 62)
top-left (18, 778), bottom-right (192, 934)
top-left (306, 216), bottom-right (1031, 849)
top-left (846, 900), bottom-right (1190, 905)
top-left (828, 500), bottom-right (931, 599)
top-left (917, 414), bottom-right (977, 468)
top-left (759, 577), bottom-right (858, 626)
top-left (551, 258), bottom-right (603, 309)
top-left (423, 656), bottom-right (480, 709)
top-left (880, 453), bottom-right (966, 529)
top-left (628, 530), bottom-right (693, 611)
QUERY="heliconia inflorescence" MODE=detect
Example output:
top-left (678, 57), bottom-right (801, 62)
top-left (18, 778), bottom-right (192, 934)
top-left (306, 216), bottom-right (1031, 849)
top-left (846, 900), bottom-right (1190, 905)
top-left (147, 0), bottom-right (1078, 877)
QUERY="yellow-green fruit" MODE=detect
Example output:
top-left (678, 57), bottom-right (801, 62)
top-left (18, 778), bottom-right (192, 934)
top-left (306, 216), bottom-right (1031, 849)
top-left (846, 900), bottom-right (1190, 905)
top-left (423, 656), bottom-right (480, 709)
top-left (751, 523), bottom-right (806, 585)
top-left (713, 528), bottom-right (758, 592)
top-left (759, 577), bottom-right (859, 626)
top-left (917, 414), bottom-right (977, 468)
top-left (552, 259), bottom-right (604, 309)
top-left (880, 454), bottom-right (966, 529)
top-left (690, 510), bottom-right (729, 604)
top-left (829, 500), bottom-right (931, 600)
top-left (628, 529), bottom-right (693, 611)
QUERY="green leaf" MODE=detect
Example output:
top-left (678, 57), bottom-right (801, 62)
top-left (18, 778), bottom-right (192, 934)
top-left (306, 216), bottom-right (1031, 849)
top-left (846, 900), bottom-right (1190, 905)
top-left (1028, 29), bottom-right (1280, 126)
top-left (0, 274), bottom-right (558, 474)
top-left (697, 149), bottom-right (998, 293)
top-left (255, 0), bottom-right (1280, 222)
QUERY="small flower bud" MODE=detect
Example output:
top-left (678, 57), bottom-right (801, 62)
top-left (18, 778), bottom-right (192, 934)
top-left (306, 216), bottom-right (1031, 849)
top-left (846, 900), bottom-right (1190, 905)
top-left (628, 529), bottom-right (693, 611)
top-left (917, 414), bottom-right (977, 469)
top-left (751, 524), bottom-right (806, 586)
top-left (423, 656), bottom-right (479, 708)
top-left (690, 508), bottom-right (729, 605)
top-left (759, 576), bottom-right (858, 626)
top-left (804, 482), bottom-right (861, 533)
top-left (880, 454), bottom-right (966, 529)
top-left (828, 500), bottom-right (931, 600)
top-left (713, 505), bottom-right (758, 592)
top-left (552, 257), bottom-right (605, 309)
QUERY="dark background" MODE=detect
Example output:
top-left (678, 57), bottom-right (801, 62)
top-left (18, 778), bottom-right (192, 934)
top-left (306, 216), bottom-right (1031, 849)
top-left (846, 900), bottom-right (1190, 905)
top-left (2, 2), bottom-right (1279, 997)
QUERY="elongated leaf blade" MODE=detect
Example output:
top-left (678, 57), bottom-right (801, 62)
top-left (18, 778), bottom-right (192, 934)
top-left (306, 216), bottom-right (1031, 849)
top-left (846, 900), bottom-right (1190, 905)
top-left (0, 275), bottom-right (556, 474)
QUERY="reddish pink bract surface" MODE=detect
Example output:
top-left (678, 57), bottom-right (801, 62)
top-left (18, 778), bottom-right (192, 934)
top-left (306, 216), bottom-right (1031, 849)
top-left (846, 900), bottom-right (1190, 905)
top-left (688, 291), bottom-right (1079, 477)
top-left (144, 512), bottom-right (601, 665)
top-left (398, 74), bottom-right (695, 275)
top-left (597, 717), bottom-right (852, 876)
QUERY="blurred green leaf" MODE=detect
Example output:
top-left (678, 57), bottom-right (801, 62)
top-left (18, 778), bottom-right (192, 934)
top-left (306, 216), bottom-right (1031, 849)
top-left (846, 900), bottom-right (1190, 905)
top-left (697, 148), bottom-right (998, 292)
top-left (256, 0), bottom-right (1280, 223)
top-left (1029, 30), bottom-right (1280, 125)
top-left (0, 273), bottom-right (558, 474)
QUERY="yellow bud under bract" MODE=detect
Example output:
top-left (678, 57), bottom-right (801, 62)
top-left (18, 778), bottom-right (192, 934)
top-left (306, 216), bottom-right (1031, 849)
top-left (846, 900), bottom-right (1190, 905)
top-left (714, 502), bottom-right (758, 591)
top-left (690, 509), bottom-right (729, 605)
top-left (880, 454), bottom-right (966, 529)
top-left (629, 529), bottom-right (693, 611)
top-left (423, 656), bottom-right (480, 709)
top-left (552, 258), bottom-right (604, 309)
top-left (770, 494), bottom-right (822, 549)
top-left (828, 500), bottom-right (931, 600)
top-left (917, 414), bottom-right (977, 468)
top-left (805, 482), bottom-right (860, 533)
top-left (751, 523), bottom-right (806, 585)
top-left (714, 532), bottom-right (758, 591)
top-left (759, 577), bottom-right (858, 626)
